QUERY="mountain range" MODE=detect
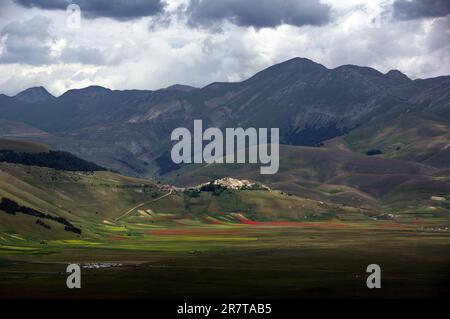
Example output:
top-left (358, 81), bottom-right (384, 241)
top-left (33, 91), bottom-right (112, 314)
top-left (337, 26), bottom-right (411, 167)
top-left (1, 58), bottom-right (449, 173)
top-left (1, 57), bottom-right (450, 215)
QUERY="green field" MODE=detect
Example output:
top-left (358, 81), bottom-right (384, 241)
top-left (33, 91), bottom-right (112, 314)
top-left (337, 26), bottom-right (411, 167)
top-left (1, 219), bottom-right (450, 299)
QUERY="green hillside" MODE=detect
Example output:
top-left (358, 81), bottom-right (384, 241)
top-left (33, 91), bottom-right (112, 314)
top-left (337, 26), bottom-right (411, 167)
top-left (0, 138), bottom-right (49, 153)
top-left (0, 138), bottom-right (106, 172)
top-left (333, 113), bottom-right (450, 166)
top-left (163, 144), bottom-right (450, 216)
top-left (1, 159), bottom-right (364, 242)
top-left (0, 161), bottom-right (164, 239)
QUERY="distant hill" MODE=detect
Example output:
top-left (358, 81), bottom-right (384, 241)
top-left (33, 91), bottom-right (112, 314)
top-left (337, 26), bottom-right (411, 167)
top-left (0, 139), bottom-right (105, 171)
top-left (0, 138), bottom-right (49, 153)
top-left (14, 86), bottom-right (55, 103)
top-left (0, 119), bottom-right (48, 137)
top-left (165, 84), bottom-right (198, 92)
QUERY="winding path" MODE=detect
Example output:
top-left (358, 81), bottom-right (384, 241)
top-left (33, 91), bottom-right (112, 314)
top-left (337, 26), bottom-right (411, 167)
top-left (114, 191), bottom-right (173, 222)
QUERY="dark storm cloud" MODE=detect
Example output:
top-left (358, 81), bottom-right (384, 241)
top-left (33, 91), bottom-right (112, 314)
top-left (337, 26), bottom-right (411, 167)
top-left (393, 0), bottom-right (450, 20)
top-left (13, 0), bottom-right (165, 20)
top-left (186, 0), bottom-right (331, 29)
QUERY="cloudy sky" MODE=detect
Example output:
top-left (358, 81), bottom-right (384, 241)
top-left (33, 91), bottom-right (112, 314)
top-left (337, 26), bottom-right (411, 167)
top-left (0, 0), bottom-right (449, 96)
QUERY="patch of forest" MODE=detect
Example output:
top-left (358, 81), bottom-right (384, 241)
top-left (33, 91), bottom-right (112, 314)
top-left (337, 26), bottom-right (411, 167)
top-left (0, 149), bottom-right (106, 172)
top-left (0, 197), bottom-right (82, 234)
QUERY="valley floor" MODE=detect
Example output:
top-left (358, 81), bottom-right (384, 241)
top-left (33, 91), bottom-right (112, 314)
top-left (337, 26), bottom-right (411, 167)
top-left (1, 220), bottom-right (449, 299)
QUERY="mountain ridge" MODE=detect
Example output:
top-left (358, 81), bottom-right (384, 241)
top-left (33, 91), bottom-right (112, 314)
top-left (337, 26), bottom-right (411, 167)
top-left (0, 57), bottom-right (449, 179)
top-left (0, 57), bottom-right (427, 98)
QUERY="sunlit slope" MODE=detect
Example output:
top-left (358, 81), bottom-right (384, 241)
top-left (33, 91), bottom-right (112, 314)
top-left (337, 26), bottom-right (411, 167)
top-left (0, 162), bottom-right (163, 239)
top-left (163, 144), bottom-right (450, 215)
top-left (129, 188), bottom-right (363, 226)
top-left (332, 114), bottom-right (450, 167)
top-left (0, 161), bottom-right (367, 242)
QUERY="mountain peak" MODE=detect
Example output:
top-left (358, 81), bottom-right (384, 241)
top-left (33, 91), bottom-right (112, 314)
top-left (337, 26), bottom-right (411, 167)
top-left (287, 57), bottom-right (321, 64)
top-left (334, 64), bottom-right (384, 78)
top-left (164, 84), bottom-right (197, 92)
top-left (274, 57), bottom-right (327, 71)
top-left (385, 69), bottom-right (410, 82)
top-left (77, 85), bottom-right (111, 93)
top-left (86, 85), bottom-right (110, 90)
top-left (15, 86), bottom-right (54, 103)
top-left (246, 57), bottom-right (327, 83)
top-left (60, 85), bottom-right (111, 98)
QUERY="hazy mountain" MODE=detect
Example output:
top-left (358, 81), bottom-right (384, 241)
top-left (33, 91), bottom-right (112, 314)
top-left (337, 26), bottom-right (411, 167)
top-left (0, 119), bottom-right (48, 137)
top-left (14, 86), bottom-right (55, 103)
top-left (164, 84), bottom-right (198, 92)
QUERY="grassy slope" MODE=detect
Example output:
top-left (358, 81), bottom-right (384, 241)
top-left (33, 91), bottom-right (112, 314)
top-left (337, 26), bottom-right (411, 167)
top-left (0, 119), bottom-right (48, 137)
top-left (0, 162), bottom-right (163, 239)
top-left (0, 161), bottom-right (363, 242)
top-left (163, 144), bottom-right (450, 215)
top-left (131, 189), bottom-right (360, 224)
top-left (0, 162), bottom-right (353, 243)
top-left (0, 138), bottom-right (50, 153)
top-left (335, 113), bottom-right (450, 166)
